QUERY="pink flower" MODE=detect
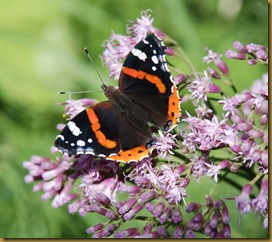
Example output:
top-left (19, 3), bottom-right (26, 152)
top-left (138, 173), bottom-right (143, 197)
top-left (127, 9), bottom-right (158, 42)
top-left (23, 154), bottom-right (77, 207)
top-left (84, 176), bottom-right (119, 203)
top-left (235, 184), bottom-right (252, 216)
top-left (203, 48), bottom-right (229, 75)
top-left (226, 41), bottom-right (268, 65)
top-left (157, 164), bottom-right (188, 204)
top-left (251, 177), bottom-right (268, 214)
top-left (155, 130), bottom-right (177, 158)
top-left (182, 114), bottom-right (226, 151)
top-left (187, 72), bottom-right (220, 105)
top-left (190, 155), bottom-right (209, 181)
top-left (243, 73), bottom-right (268, 116)
top-left (218, 92), bottom-right (254, 116)
top-left (205, 160), bottom-right (230, 182)
top-left (195, 104), bottom-right (213, 118)
top-left (64, 98), bottom-right (95, 119)
top-left (101, 33), bottom-right (135, 80)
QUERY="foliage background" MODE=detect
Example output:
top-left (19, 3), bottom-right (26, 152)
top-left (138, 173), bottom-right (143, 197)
top-left (0, 0), bottom-right (268, 238)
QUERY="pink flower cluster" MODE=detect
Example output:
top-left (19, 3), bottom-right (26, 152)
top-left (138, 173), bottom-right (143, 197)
top-left (226, 41), bottom-right (268, 65)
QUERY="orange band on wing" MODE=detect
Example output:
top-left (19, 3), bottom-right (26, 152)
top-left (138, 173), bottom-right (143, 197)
top-left (107, 144), bottom-right (154, 163)
top-left (167, 86), bottom-right (181, 129)
top-left (86, 108), bottom-right (117, 149)
top-left (122, 67), bottom-right (166, 94)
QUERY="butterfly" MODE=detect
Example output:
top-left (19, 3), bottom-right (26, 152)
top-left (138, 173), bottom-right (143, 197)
top-left (55, 33), bottom-right (180, 163)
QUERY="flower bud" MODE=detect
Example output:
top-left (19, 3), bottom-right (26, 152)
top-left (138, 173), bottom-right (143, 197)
top-left (114, 228), bottom-right (138, 238)
top-left (209, 83), bottom-right (221, 93)
top-left (157, 226), bottom-right (170, 238)
top-left (123, 204), bottom-right (143, 221)
top-left (208, 68), bottom-right (220, 79)
top-left (225, 50), bottom-right (246, 60)
top-left (185, 229), bottom-right (196, 238)
top-left (205, 195), bottom-right (213, 207)
top-left (172, 207), bottom-right (182, 224)
top-left (153, 202), bottom-right (165, 217)
top-left (145, 202), bottom-right (155, 212)
top-left (159, 207), bottom-right (171, 224)
top-left (140, 190), bottom-right (157, 201)
top-left (166, 46), bottom-right (175, 56)
top-left (214, 59), bottom-right (229, 75)
top-left (173, 226), bottom-right (183, 238)
top-left (222, 205), bottom-right (230, 224)
top-left (186, 202), bottom-right (200, 213)
top-left (86, 223), bottom-right (104, 234)
top-left (210, 212), bottom-right (219, 229)
top-left (118, 198), bottom-right (137, 214)
top-left (92, 230), bottom-right (104, 238)
top-left (233, 41), bottom-right (247, 53)
top-left (218, 160), bottom-right (230, 170)
top-left (248, 59), bottom-right (258, 65)
top-left (174, 74), bottom-right (187, 85)
top-left (214, 199), bottom-right (223, 209)
top-left (204, 223), bottom-right (211, 236)
top-left (105, 210), bottom-right (118, 220)
top-left (260, 115), bottom-right (267, 126)
top-left (230, 163), bottom-right (239, 173)
top-left (223, 224), bottom-right (231, 238)
top-left (247, 129), bottom-right (263, 139)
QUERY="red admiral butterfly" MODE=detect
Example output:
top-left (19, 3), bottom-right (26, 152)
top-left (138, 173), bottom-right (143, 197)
top-left (55, 33), bottom-right (180, 163)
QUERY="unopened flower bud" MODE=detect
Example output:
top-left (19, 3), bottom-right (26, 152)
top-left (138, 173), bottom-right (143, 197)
top-left (118, 198), bottom-right (137, 214)
top-left (225, 50), bottom-right (246, 60)
top-left (260, 115), bottom-right (267, 126)
top-left (208, 68), bottom-right (221, 79)
top-left (86, 223), bottom-right (104, 234)
top-left (123, 204), bottom-right (143, 221)
top-left (222, 205), bottom-right (230, 224)
top-left (214, 59), bottom-right (229, 75)
top-left (153, 202), bottom-right (165, 217)
top-left (223, 224), bottom-right (231, 238)
top-left (210, 212), bottom-right (219, 229)
top-left (233, 41), bottom-right (247, 53)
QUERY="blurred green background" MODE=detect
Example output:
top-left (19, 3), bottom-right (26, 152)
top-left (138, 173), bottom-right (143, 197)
top-left (0, 0), bottom-right (268, 238)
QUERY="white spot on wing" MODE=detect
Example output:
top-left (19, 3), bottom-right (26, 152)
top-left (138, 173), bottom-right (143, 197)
top-left (67, 121), bottom-right (82, 136)
top-left (143, 39), bottom-right (149, 44)
top-left (151, 55), bottom-right (159, 64)
top-left (77, 140), bottom-right (85, 146)
top-left (88, 138), bottom-right (93, 143)
top-left (132, 48), bottom-right (147, 61)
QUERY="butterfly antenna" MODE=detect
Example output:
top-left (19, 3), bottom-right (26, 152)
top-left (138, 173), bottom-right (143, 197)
top-left (84, 47), bottom-right (105, 86)
top-left (58, 90), bottom-right (99, 94)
